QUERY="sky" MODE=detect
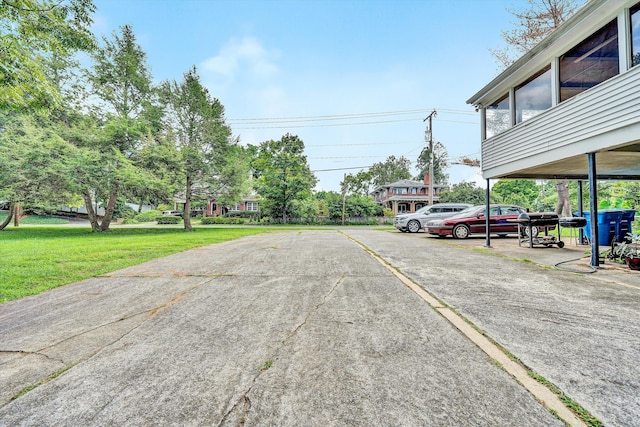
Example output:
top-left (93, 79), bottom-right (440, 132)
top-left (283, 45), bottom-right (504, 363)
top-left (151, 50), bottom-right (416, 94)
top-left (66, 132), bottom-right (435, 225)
top-left (91, 0), bottom-right (524, 192)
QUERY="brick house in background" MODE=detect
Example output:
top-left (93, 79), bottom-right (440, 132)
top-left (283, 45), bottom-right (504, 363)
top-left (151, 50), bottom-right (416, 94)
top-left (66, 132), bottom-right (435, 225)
top-left (371, 175), bottom-right (448, 214)
top-left (206, 195), bottom-right (260, 216)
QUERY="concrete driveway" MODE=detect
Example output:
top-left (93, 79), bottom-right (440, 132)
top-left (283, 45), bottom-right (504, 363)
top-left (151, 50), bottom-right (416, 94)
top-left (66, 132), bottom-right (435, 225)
top-left (1, 229), bottom-right (638, 426)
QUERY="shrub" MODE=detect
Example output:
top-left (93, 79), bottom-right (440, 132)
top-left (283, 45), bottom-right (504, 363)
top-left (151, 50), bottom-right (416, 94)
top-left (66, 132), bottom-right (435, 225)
top-left (157, 216), bottom-right (182, 224)
top-left (118, 205), bottom-right (137, 220)
top-left (201, 216), bottom-right (246, 225)
top-left (135, 210), bottom-right (162, 222)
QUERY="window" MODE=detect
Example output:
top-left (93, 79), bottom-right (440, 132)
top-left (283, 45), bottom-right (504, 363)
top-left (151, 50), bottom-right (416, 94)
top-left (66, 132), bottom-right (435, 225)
top-left (501, 206), bottom-right (523, 215)
top-left (560, 19), bottom-right (619, 102)
top-left (411, 188), bottom-right (417, 194)
top-left (485, 94), bottom-right (510, 139)
top-left (515, 67), bottom-right (551, 124)
top-left (231, 203), bottom-right (241, 211)
top-left (394, 188), bottom-right (408, 195)
top-left (632, 3), bottom-right (640, 66)
top-left (246, 202), bottom-right (259, 211)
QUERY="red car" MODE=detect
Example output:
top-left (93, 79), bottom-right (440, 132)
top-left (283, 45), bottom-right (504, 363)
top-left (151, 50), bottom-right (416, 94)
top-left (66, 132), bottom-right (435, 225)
top-left (425, 204), bottom-right (536, 239)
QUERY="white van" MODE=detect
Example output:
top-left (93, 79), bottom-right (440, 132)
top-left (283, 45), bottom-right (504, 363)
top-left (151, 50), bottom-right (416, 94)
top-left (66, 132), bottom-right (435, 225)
top-left (393, 203), bottom-right (472, 233)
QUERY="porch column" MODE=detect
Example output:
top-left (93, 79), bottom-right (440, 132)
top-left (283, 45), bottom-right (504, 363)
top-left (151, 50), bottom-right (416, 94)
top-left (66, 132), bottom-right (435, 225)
top-left (588, 153), bottom-right (599, 268)
top-left (485, 179), bottom-right (491, 248)
top-left (577, 181), bottom-right (584, 244)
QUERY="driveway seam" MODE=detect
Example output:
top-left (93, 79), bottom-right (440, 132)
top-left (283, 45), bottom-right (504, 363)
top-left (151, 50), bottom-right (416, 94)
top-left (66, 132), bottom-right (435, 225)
top-left (341, 231), bottom-right (587, 427)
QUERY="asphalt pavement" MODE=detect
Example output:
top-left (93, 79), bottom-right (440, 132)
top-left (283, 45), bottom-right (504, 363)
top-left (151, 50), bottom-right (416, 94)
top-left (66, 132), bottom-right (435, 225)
top-left (1, 228), bottom-right (639, 426)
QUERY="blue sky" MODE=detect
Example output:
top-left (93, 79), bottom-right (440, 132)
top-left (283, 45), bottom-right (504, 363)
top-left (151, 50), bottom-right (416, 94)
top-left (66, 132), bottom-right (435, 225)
top-left (92, 0), bottom-right (523, 192)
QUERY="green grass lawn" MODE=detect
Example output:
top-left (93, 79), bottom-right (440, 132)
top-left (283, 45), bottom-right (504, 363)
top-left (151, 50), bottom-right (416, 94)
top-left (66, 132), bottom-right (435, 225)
top-left (0, 226), bottom-right (271, 304)
top-left (0, 212), bottom-right (69, 224)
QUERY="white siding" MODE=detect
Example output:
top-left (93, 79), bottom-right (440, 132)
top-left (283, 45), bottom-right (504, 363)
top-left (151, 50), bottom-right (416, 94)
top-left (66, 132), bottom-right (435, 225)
top-left (482, 65), bottom-right (640, 178)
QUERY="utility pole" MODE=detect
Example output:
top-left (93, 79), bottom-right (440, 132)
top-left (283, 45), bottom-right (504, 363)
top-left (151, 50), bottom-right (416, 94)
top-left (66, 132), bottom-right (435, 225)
top-left (423, 110), bottom-right (437, 205)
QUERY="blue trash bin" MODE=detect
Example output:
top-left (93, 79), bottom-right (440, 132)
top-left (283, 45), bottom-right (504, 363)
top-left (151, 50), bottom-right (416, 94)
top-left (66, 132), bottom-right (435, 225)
top-left (617, 209), bottom-right (636, 241)
top-left (583, 210), bottom-right (622, 246)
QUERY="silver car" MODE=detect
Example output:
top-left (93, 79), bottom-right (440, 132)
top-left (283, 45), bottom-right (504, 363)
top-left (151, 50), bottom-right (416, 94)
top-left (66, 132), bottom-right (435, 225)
top-left (394, 203), bottom-right (472, 233)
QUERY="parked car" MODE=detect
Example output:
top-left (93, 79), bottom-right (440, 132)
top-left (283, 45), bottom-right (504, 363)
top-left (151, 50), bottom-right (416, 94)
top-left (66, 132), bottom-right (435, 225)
top-left (162, 210), bottom-right (182, 216)
top-left (425, 204), bottom-right (541, 239)
top-left (394, 203), bottom-right (473, 233)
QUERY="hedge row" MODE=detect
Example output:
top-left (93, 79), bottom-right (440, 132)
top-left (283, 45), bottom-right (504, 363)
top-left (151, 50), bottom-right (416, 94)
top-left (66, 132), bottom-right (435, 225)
top-left (201, 217), bottom-right (246, 225)
top-left (156, 216), bottom-right (182, 224)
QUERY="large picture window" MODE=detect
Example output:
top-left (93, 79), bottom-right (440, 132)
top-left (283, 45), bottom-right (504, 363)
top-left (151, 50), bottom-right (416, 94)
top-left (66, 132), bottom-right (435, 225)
top-left (515, 67), bottom-right (551, 124)
top-left (632, 3), bottom-right (640, 66)
top-left (560, 19), bottom-right (619, 102)
top-left (485, 94), bottom-right (510, 139)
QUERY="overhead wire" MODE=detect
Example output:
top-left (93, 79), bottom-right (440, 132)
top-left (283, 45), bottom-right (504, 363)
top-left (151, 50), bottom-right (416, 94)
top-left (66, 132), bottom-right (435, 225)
top-left (228, 108), bottom-right (478, 129)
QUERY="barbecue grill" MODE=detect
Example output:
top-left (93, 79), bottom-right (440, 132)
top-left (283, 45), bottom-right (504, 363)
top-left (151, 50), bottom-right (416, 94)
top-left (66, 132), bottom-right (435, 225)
top-left (512, 212), bottom-right (564, 248)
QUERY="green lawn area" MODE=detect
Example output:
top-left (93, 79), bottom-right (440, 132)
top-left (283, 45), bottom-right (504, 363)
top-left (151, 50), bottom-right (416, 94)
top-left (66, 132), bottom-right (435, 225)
top-left (0, 226), bottom-right (271, 304)
top-left (0, 212), bottom-right (69, 224)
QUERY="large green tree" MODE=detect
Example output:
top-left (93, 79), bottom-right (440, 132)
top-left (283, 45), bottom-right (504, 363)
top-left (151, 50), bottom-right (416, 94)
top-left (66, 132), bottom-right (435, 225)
top-left (341, 170), bottom-right (373, 197)
top-left (491, 179), bottom-right (540, 209)
top-left (0, 0), bottom-right (95, 112)
top-left (84, 24), bottom-right (155, 231)
top-left (163, 66), bottom-right (237, 231)
top-left (438, 181), bottom-right (486, 205)
top-left (415, 140), bottom-right (449, 185)
top-left (0, 114), bottom-right (77, 229)
top-left (368, 155), bottom-right (412, 189)
top-left (253, 133), bottom-right (317, 223)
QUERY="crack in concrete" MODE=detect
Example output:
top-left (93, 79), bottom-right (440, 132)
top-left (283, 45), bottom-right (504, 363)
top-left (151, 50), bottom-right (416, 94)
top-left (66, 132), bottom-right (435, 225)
top-left (0, 350), bottom-right (65, 366)
top-left (218, 275), bottom-right (345, 426)
top-left (1, 278), bottom-right (215, 409)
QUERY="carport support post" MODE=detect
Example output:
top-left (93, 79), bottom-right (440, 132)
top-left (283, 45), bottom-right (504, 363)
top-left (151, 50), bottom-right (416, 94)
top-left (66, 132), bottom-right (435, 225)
top-left (588, 153), bottom-right (599, 268)
top-left (485, 179), bottom-right (491, 248)
top-left (577, 180), bottom-right (584, 244)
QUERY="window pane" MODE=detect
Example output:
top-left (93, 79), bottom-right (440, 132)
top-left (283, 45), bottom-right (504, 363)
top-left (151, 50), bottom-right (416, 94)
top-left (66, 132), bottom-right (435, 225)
top-left (515, 67), bottom-right (551, 124)
top-left (560, 19), bottom-right (619, 102)
top-left (485, 94), bottom-right (510, 139)
top-left (632, 3), bottom-right (640, 66)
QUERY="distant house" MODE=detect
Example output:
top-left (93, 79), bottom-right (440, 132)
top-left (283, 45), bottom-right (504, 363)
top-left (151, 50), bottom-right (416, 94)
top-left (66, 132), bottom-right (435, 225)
top-left (466, 0), bottom-right (640, 265)
top-left (371, 175), bottom-right (448, 214)
top-left (206, 196), bottom-right (260, 217)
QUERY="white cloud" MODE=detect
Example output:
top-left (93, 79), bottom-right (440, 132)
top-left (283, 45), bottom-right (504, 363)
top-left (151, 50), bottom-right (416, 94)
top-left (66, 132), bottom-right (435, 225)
top-left (201, 37), bottom-right (279, 80)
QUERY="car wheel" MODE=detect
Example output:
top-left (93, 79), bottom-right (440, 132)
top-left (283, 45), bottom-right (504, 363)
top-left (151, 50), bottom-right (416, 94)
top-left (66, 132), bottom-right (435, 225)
top-left (453, 224), bottom-right (470, 239)
top-left (407, 220), bottom-right (421, 233)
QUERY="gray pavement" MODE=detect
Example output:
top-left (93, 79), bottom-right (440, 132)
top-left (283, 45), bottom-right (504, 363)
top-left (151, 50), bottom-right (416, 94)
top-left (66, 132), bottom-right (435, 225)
top-left (0, 229), bottom-right (639, 426)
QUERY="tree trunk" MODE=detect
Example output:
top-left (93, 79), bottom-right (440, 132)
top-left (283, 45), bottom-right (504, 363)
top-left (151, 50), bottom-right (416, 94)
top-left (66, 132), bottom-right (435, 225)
top-left (555, 179), bottom-right (572, 217)
top-left (13, 203), bottom-right (21, 227)
top-left (0, 202), bottom-right (15, 231)
top-left (184, 176), bottom-right (193, 231)
top-left (83, 191), bottom-right (101, 231)
top-left (100, 186), bottom-right (119, 232)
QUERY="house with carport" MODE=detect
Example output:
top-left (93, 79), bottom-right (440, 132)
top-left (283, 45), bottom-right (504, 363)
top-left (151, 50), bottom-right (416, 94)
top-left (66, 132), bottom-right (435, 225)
top-left (467, 0), bottom-right (640, 267)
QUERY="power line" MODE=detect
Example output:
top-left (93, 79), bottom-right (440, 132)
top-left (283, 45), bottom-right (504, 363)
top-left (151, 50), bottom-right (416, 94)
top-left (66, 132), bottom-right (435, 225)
top-left (312, 166), bottom-right (373, 172)
top-left (232, 118), bottom-right (477, 130)
top-left (228, 108), bottom-right (433, 123)
top-left (228, 107), bottom-right (478, 129)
